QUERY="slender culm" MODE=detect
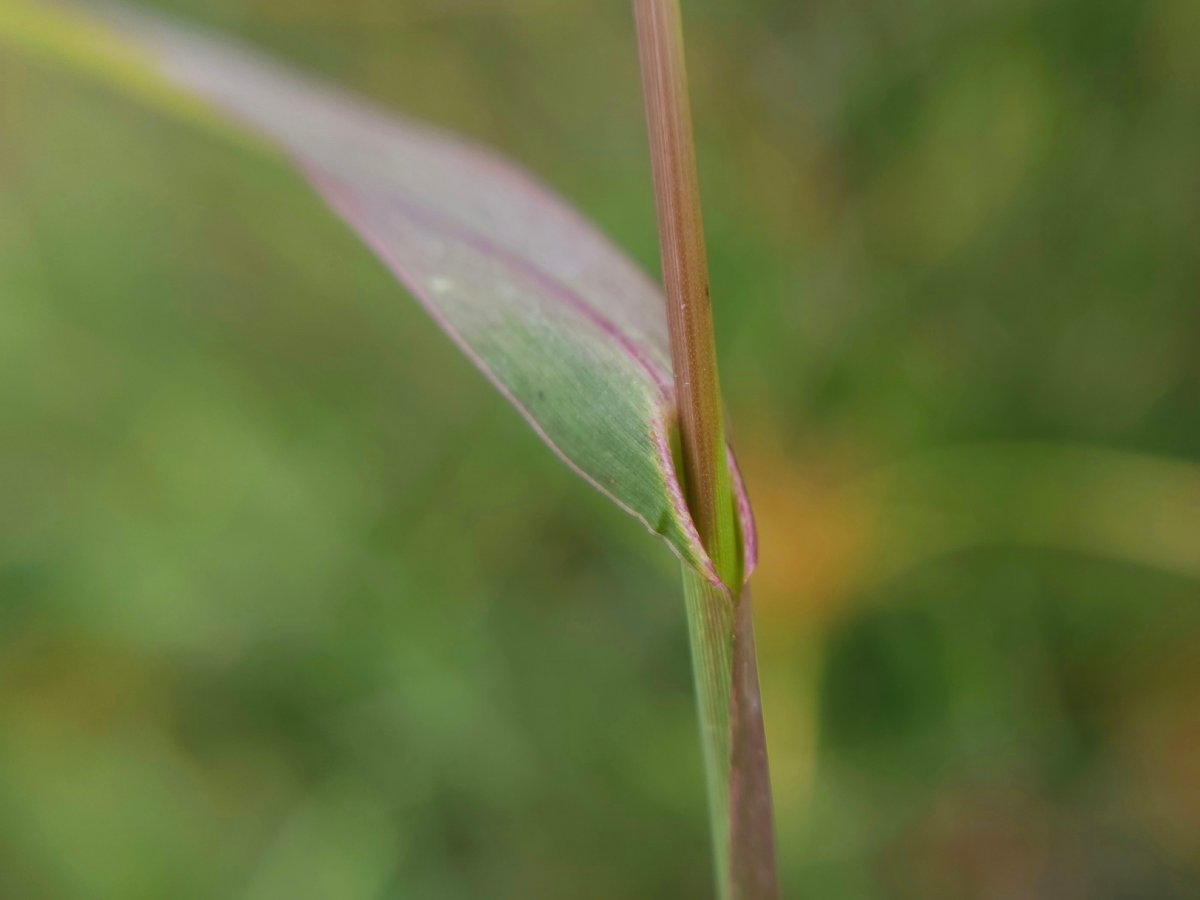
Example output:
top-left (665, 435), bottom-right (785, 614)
top-left (633, 0), bottom-right (738, 588)
top-left (634, 2), bottom-right (779, 898)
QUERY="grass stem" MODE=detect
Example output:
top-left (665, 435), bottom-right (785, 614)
top-left (634, 0), bottom-right (738, 588)
top-left (635, 2), bottom-right (778, 897)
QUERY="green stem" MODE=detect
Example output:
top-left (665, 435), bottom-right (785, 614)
top-left (682, 567), bottom-right (735, 893)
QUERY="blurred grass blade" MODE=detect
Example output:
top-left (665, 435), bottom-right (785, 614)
top-left (0, 0), bottom-right (756, 585)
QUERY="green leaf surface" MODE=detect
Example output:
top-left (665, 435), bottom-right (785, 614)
top-left (0, 0), bottom-right (755, 585)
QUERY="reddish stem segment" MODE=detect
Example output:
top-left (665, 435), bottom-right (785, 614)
top-left (730, 589), bottom-right (779, 899)
top-left (633, 0), bottom-right (734, 583)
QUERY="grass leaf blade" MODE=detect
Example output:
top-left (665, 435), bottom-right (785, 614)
top-left (0, 0), bottom-right (757, 583)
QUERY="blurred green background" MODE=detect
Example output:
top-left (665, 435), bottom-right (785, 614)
top-left (2, 0), bottom-right (1199, 897)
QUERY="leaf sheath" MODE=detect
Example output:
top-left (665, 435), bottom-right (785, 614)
top-left (682, 568), bottom-right (734, 894)
top-left (729, 587), bottom-right (779, 900)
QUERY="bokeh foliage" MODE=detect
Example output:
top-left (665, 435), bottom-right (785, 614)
top-left (1, 0), bottom-right (1198, 897)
